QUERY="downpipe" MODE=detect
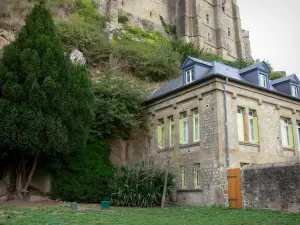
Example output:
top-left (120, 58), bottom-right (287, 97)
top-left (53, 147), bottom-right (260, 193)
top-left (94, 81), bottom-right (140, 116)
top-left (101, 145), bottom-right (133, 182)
top-left (223, 78), bottom-right (230, 169)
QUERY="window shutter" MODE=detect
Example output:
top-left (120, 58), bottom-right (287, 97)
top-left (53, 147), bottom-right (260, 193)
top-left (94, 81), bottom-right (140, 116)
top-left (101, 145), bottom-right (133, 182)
top-left (288, 123), bottom-right (294, 148)
top-left (157, 126), bottom-right (162, 147)
top-left (237, 112), bottom-right (244, 141)
top-left (179, 119), bottom-right (183, 144)
top-left (253, 116), bottom-right (259, 143)
top-left (193, 166), bottom-right (197, 188)
top-left (280, 119), bottom-right (286, 146)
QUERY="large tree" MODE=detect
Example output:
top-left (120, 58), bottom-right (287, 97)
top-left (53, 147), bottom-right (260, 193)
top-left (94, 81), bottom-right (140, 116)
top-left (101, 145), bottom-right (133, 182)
top-left (0, 2), bottom-right (94, 197)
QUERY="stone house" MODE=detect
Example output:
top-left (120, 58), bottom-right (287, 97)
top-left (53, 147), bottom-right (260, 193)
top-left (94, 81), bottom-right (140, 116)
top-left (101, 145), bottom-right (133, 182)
top-left (140, 56), bottom-right (300, 206)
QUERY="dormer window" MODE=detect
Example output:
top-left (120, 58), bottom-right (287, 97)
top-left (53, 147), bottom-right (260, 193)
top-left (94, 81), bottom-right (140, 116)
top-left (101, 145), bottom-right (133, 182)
top-left (258, 73), bottom-right (267, 88)
top-left (185, 68), bottom-right (194, 84)
top-left (291, 85), bottom-right (298, 97)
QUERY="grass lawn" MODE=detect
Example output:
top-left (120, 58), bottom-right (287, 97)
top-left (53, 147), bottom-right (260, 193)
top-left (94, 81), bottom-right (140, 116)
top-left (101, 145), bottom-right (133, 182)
top-left (0, 204), bottom-right (300, 225)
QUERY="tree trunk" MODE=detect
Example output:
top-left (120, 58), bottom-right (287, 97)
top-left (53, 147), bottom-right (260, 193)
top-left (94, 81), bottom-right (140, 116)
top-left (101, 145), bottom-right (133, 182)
top-left (23, 153), bottom-right (39, 193)
top-left (161, 166), bottom-right (169, 208)
top-left (15, 154), bottom-right (25, 198)
top-left (15, 153), bottom-right (39, 198)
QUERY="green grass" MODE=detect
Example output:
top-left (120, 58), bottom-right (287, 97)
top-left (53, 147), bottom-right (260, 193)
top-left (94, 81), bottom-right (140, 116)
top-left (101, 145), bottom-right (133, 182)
top-left (0, 205), bottom-right (300, 225)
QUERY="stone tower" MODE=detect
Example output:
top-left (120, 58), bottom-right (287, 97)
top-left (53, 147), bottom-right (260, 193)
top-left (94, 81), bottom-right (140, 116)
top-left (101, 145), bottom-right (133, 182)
top-left (100, 0), bottom-right (251, 61)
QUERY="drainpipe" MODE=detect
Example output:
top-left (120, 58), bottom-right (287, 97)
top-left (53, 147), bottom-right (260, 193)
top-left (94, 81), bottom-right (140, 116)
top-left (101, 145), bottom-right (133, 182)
top-left (223, 78), bottom-right (230, 168)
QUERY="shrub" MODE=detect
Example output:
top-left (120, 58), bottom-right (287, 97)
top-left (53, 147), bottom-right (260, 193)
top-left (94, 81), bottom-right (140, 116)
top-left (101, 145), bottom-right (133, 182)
top-left (113, 38), bottom-right (181, 81)
top-left (92, 71), bottom-right (150, 139)
top-left (56, 19), bottom-right (111, 66)
top-left (50, 136), bottom-right (114, 203)
top-left (110, 163), bottom-right (175, 207)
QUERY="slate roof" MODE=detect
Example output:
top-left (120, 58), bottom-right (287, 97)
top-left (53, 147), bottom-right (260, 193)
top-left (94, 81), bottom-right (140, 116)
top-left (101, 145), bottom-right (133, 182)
top-left (271, 74), bottom-right (300, 85)
top-left (148, 57), bottom-right (299, 102)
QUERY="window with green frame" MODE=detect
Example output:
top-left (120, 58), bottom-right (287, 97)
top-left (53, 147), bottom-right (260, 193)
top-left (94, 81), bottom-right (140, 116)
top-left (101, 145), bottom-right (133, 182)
top-left (179, 112), bottom-right (188, 144)
top-left (157, 119), bottom-right (164, 149)
top-left (169, 116), bottom-right (174, 147)
top-left (180, 165), bottom-right (186, 189)
top-left (193, 163), bottom-right (200, 188)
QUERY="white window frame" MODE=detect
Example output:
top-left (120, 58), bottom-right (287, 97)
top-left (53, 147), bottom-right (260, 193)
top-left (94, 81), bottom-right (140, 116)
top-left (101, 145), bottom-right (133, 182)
top-left (182, 113), bottom-right (189, 144)
top-left (248, 111), bottom-right (255, 142)
top-left (297, 121), bottom-right (300, 150)
top-left (291, 85), bottom-right (298, 98)
top-left (169, 117), bottom-right (174, 147)
top-left (237, 107), bottom-right (245, 141)
top-left (193, 163), bottom-right (201, 188)
top-left (185, 69), bottom-right (194, 84)
top-left (193, 110), bottom-right (200, 142)
top-left (258, 73), bottom-right (267, 88)
top-left (281, 118), bottom-right (290, 147)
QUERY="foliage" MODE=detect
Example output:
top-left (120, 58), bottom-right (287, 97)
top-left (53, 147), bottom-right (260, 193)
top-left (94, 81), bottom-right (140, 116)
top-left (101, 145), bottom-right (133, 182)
top-left (269, 71), bottom-right (285, 80)
top-left (2, 205), bottom-right (300, 225)
top-left (159, 15), bottom-right (176, 36)
top-left (255, 59), bottom-right (284, 80)
top-left (170, 39), bottom-right (252, 69)
top-left (113, 34), bottom-right (181, 81)
top-left (110, 162), bottom-right (175, 207)
top-left (0, 3), bottom-right (94, 193)
top-left (48, 0), bottom-right (107, 27)
top-left (56, 19), bottom-right (111, 66)
top-left (92, 71), bottom-right (150, 139)
top-left (50, 136), bottom-right (114, 203)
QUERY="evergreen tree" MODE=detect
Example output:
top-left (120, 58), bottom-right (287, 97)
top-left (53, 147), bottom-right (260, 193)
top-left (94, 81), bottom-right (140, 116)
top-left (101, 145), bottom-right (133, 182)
top-left (0, 2), bottom-right (94, 197)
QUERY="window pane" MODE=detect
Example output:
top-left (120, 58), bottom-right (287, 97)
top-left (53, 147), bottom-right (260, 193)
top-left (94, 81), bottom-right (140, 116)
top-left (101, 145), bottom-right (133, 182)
top-left (237, 109), bottom-right (244, 141)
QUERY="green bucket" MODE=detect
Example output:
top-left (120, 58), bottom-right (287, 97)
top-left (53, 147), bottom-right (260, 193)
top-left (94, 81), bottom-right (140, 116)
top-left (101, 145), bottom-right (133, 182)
top-left (101, 201), bottom-right (110, 210)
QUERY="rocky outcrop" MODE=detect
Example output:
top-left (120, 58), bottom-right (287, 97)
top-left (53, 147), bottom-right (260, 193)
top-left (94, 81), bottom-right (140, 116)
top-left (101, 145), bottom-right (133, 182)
top-left (70, 50), bottom-right (86, 65)
top-left (0, 29), bottom-right (15, 50)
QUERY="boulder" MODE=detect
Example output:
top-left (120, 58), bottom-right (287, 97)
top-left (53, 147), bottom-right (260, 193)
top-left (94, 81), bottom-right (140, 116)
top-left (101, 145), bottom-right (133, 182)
top-left (70, 49), bottom-right (86, 65)
top-left (0, 29), bottom-right (15, 49)
top-left (29, 195), bottom-right (50, 202)
top-left (0, 195), bottom-right (9, 202)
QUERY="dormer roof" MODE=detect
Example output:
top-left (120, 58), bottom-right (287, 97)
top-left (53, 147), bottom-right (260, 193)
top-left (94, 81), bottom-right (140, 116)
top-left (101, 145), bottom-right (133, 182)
top-left (148, 56), bottom-right (299, 102)
top-left (239, 61), bottom-right (270, 74)
top-left (181, 56), bottom-right (213, 69)
top-left (271, 74), bottom-right (300, 85)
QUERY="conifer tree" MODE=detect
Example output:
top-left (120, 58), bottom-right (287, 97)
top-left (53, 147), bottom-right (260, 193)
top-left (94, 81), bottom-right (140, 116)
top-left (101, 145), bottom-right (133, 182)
top-left (0, 2), bottom-right (94, 197)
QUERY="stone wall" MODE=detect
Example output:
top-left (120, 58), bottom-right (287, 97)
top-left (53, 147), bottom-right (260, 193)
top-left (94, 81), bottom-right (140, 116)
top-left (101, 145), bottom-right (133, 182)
top-left (100, 0), bottom-right (249, 60)
top-left (241, 162), bottom-right (300, 213)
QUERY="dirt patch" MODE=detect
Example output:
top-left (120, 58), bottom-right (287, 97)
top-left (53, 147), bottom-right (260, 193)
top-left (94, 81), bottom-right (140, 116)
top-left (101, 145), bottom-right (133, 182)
top-left (0, 199), bottom-right (61, 207)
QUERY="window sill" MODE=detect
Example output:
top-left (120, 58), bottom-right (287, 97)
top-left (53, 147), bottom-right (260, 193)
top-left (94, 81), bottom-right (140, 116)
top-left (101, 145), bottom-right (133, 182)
top-left (282, 147), bottom-right (295, 152)
top-left (179, 142), bottom-right (200, 149)
top-left (177, 189), bottom-right (203, 193)
top-left (157, 147), bottom-right (174, 153)
top-left (239, 141), bottom-right (260, 147)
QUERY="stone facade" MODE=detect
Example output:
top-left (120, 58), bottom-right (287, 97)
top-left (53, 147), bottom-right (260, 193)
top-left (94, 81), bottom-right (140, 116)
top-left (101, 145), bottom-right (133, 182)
top-left (120, 75), bottom-right (300, 206)
top-left (242, 162), bottom-right (300, 213)
top-left (99, 0), bottom-right (251, 61)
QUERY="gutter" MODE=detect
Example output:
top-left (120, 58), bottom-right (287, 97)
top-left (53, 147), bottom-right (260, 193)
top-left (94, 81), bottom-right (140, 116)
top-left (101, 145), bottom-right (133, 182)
top-left (223, 78), bottom-right (230, 168)
top-left (146, 73), bottom-right (300, 104)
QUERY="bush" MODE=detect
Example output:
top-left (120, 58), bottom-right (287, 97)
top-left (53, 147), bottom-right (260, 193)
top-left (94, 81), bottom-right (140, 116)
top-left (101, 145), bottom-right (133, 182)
top-left (92, 71), bottom-right (150, 139)
top-left (56, 19), bottom-right (111, 66)
top-left (110, 163), bottom-right (175, 207)
top-left (113, 38), bottom-right (180, 81)
top-left (50, 136), bottom-right (114, 203)
top-left (170, 39), bottom-right (252, 69)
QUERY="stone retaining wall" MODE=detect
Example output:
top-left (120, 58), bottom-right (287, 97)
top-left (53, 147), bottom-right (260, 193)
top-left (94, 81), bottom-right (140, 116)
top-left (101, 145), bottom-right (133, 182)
top-left (241, 162), bottom-right (300, 213)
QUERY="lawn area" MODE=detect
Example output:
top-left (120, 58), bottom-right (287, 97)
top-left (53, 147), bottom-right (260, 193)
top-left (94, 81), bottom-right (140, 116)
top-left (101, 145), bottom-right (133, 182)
top-left (0, 204), bottom-right (300, 225)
